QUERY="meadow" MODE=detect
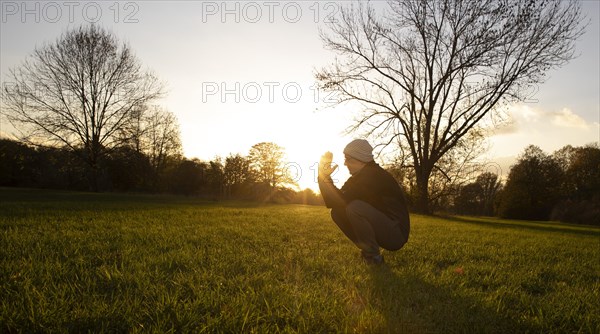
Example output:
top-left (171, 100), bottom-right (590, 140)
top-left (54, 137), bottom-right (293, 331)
top-left (1, 188), bottom-right (599, 333)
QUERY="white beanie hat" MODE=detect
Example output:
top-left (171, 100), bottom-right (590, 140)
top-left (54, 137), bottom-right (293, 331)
top-left (343, 139), bottom-right (374, 162)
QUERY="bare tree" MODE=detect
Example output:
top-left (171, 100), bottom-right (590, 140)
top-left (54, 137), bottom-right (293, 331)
top-left (452, 172), bottom-right (501, 216)
top-left (316, 0), bottom-right (585, 213)
top-left (392, 127), bottom-right (488, 210)
top-left (147, 108), bottom-right (182, 176)
top-left (2, 24), bottom-right (164, 190)
top-left (476, 172), bottom-right (503, 216)
top-left (120, 105), bottom-right (182, 174)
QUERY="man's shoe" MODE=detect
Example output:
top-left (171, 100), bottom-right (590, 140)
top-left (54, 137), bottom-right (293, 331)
top-left (362, 254), bottom-right (384, 265)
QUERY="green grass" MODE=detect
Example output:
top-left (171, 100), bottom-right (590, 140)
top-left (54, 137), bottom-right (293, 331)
top-left (1, 188), bottom-right (599, 333)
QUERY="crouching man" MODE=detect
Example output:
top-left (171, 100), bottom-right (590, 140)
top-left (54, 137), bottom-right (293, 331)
top-left (318, 139), bottom-right (410, 265)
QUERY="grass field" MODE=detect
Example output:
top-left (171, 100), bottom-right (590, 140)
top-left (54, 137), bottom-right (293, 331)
top-left (1, 188), bottom-right (599, 333)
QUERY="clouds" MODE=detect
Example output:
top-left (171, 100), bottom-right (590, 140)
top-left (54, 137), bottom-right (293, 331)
top-left (487, 104), bottom-right (599, 158)
top-left (551, 108), bottom-right (590, 129)
top-left (0, 130), bottom-right (17, 140)
top-left (495, 104), bottom-right (594, 132)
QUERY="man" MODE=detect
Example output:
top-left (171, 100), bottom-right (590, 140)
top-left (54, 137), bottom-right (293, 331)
top-left (318, 139), bottom-right (410, 265)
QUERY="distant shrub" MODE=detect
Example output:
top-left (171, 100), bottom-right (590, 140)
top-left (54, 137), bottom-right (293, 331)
top-left (551, 198), bottom-right (600, 226)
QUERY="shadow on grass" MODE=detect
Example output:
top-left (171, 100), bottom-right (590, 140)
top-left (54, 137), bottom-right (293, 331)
top-left (366, 264), bottom-right (537, 334)
top-left (0, 187), bottom-right (221, 214)
top-left (438, 215), bottom-right (600, 238)
top-left (0, 187), bottom-right (273, 210)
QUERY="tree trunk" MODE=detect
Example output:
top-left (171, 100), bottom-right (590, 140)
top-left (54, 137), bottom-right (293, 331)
top-left (414, 166), bottom-right (432, 215)
top-left (415, 177), bottom-right (430, 214)
top-left (88, 163), bottom-right (100, 192)
top-left (87, 142), bottom-right (102, 192)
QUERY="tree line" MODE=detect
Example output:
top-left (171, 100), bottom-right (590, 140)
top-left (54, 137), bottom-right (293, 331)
top-left (0, 137), bottom-right (323, 205)
top-left (421, 144), bottom-right (599, 225)
top-left (3, 132), bottom-right (597, 224)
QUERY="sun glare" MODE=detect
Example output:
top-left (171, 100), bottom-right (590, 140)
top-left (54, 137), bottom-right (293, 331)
top-left (283, 137), bottom-right (351, 194)
top-left (178, 78), bottom-right (359, 195)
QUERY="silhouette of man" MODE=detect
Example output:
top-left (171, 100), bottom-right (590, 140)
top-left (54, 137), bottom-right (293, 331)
top-left (318, 139), bottom-right (410, 265)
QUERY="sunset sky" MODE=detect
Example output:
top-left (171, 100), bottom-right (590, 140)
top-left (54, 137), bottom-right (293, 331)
top-left (1, 1), bottom-right (599, 191)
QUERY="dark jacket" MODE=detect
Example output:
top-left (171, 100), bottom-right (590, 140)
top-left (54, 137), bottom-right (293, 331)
top-left (319, 161), bottom-right (410, 233)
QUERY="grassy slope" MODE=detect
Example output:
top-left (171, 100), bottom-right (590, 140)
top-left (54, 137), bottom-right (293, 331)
top-left (1, 188), bottom-right (599, 333)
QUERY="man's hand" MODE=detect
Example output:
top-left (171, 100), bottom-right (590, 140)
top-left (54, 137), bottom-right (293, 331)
top-left (319, 151), bottom-right (338, 179)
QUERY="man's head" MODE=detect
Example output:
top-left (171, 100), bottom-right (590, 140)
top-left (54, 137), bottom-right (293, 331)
top-left (343, 139), bottom-right (373, 175)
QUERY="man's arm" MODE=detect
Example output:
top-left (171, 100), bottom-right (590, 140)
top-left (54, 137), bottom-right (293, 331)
top-left (318, 175), bottom-right (346, 208)
top-left (318, 152), bottom-right (346, 208)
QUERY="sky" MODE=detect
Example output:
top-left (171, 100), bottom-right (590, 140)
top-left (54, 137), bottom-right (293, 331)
top-left (1, 0), bottom-right (599, 191)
